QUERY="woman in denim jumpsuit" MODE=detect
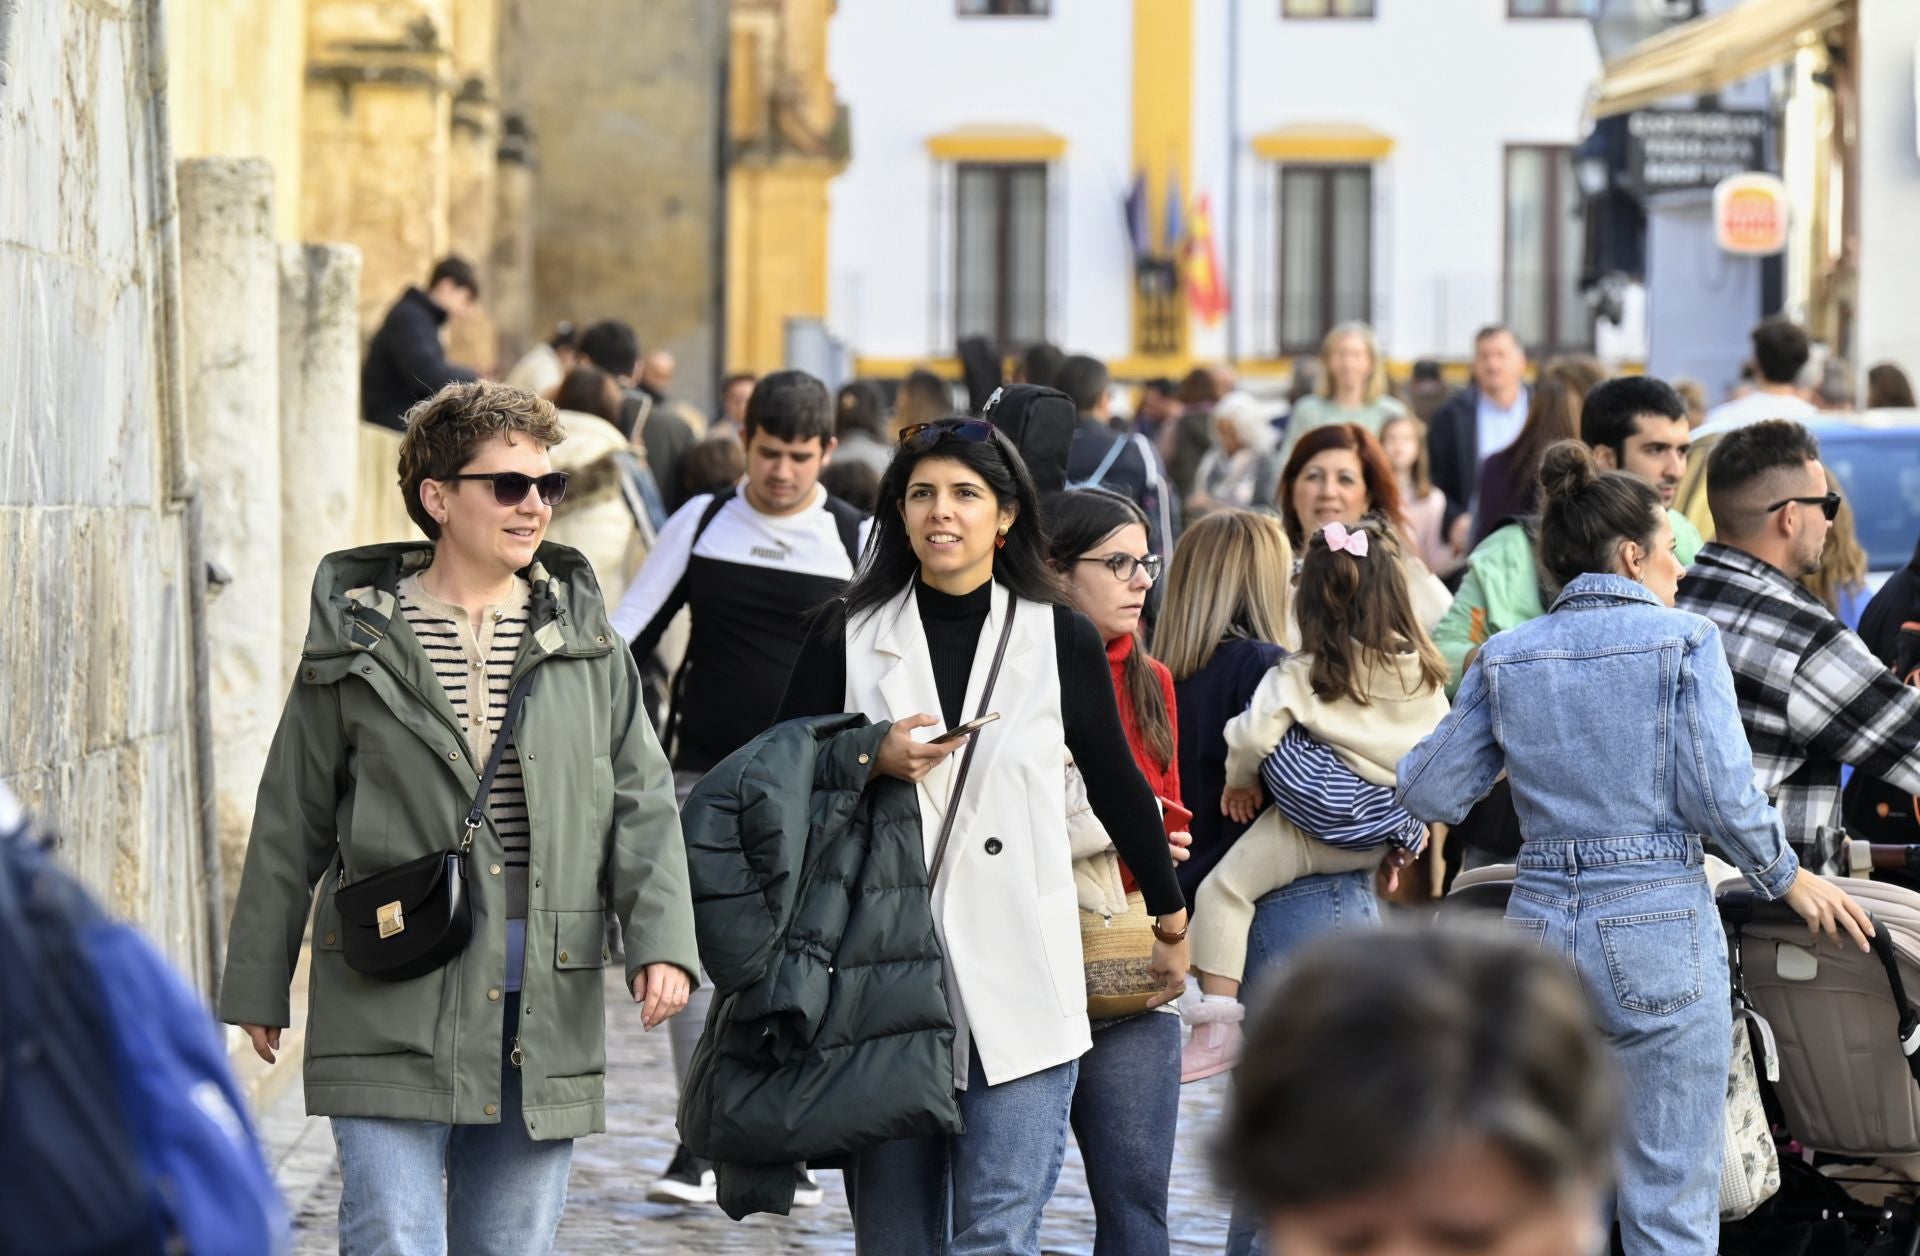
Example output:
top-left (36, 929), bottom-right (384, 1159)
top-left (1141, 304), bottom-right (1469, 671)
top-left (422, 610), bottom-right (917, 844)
top-left (1398, 442), bottom-right (1871, 1254)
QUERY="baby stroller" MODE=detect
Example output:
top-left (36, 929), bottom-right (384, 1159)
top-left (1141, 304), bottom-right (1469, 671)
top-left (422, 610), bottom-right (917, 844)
top-left (1442, 854), bottom-right (1920, 1255)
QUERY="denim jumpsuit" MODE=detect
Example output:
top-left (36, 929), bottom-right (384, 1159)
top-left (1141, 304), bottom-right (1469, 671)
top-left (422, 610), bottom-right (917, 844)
top-left (1398, 575), bottom-right (1800, 1255)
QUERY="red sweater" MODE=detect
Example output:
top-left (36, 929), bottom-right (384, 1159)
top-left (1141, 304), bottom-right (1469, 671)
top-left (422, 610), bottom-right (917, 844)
top-left (1105, 633), bottom-right (1181, 892)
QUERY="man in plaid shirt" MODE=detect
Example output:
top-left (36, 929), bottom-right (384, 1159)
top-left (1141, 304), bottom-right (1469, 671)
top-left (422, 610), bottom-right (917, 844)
top-left (1676, 420), bottom-right (1920, 873)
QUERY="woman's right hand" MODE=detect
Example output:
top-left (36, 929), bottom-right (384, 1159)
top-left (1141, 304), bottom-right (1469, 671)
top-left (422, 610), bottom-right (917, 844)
top-left (873, 714), bottom-right (966, 783)
top-left (242, 1024), bottom-right (282, 1064)
top-left (1780, 870), bottom-right (1876, 952)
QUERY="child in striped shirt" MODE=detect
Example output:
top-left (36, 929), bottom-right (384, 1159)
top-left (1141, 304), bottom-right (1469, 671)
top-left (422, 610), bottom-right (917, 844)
top-left (1182, 518), bottom-right (1450, 1082)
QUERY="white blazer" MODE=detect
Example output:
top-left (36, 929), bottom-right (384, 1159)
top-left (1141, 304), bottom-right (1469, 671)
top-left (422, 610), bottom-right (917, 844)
top-left (844, 581), bottom-right (1091, 1087)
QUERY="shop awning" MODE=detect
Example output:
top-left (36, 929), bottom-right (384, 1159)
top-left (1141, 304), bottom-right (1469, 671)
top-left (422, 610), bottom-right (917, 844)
top-left (1592, 0), bottom-right (1849, 119)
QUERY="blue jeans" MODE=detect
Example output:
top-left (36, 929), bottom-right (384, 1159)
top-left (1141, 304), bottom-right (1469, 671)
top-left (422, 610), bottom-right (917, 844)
top-left (1226, 871), bottom-right (1381, 1256)
top-left (1509, 835), bottom-right (1727, 1256)
top-left (1070, 1012), bottom-right (1181, 1256)
top-left (845, 1046), bottom-right (1080, 1255)
top-left (331, 994), bottom-right (574, 1256)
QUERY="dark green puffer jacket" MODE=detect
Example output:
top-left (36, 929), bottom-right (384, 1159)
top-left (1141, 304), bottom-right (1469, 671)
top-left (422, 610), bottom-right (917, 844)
top-left (677, 714), bottom-right (961, 1218)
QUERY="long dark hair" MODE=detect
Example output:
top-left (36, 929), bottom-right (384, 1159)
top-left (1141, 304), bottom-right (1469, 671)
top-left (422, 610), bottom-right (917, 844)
top-left (842, 418), bottom-right (1059, 623)
top-left (1046, 489), bottom-right (1174, 770)
top-left (1294, 514), bottom-right (1448, 706)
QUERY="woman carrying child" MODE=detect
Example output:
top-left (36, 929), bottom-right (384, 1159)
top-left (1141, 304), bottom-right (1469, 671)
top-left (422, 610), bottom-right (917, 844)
top-left (1180, 515), bottom-right (1449, 1080)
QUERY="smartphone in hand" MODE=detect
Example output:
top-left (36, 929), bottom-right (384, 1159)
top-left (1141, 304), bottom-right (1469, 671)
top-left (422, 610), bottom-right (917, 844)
top-left (930, 712), bottom-right (1002, 745)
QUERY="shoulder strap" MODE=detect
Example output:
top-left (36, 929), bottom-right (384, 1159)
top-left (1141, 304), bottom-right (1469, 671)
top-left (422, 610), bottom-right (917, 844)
top-left (1079, 435), bottom-right (1127, 489)
top-left (926, 598), bottom-right (1019, 886)
top-left (823, 496), bottom-right (864, 567)
top-left (462, 670), bottom-right (538, 851)
top-left (689, 488), bottom-right (735, 551)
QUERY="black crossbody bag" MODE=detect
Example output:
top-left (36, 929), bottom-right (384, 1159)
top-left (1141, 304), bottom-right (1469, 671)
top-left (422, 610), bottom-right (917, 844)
top-left (335, 671), bottom-right (536, 982)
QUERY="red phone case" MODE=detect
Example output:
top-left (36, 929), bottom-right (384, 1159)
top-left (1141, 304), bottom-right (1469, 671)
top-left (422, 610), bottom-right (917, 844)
top-left (1158, 797), bottom-right (1193, 834)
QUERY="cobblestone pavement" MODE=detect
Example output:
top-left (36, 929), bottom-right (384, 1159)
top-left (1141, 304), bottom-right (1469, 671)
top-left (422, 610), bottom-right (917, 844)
top-left (266, 969), bottom-right (1236, 1253)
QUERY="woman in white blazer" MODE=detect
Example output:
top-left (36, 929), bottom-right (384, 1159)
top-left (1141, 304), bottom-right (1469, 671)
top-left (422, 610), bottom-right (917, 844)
top-left (779, 417), bottom-right (1190, 1256)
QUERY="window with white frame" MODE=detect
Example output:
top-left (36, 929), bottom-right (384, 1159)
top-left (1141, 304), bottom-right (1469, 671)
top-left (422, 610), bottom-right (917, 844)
top-left (1508, 0), bottom-right (1590, 15)
top-left (1277, 165), bottom-right (1373, 354)
top-left (953, 163), bottom-right (1049, 352)
top-left (1504, 145), bottom-right (1593, 353)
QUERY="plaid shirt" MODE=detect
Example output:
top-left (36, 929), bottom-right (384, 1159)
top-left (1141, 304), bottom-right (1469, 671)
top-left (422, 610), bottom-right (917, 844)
top-left (1676, 543), bottom-right (1920, 872)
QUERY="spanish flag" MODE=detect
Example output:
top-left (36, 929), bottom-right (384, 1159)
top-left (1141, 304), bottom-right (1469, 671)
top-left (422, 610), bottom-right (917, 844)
top-left (1185, 193), bottom-right (1229, 326)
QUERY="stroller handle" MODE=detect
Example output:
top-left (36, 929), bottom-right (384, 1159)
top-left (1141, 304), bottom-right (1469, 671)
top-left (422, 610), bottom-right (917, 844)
top-left (1719, 888), bottom-right (1920, 1071)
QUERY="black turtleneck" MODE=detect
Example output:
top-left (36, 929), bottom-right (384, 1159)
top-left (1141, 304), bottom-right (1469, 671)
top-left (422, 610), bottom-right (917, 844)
top-left (915, 578), bottom-right (991, 729)
top-left (776, 578), bottom-right (1184, 915)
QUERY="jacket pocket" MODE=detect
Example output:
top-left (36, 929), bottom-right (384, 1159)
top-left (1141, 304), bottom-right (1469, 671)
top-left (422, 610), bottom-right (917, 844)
top-left (1598, 908), bottom-right (1703, 1016)
top-left (306, 887), bottom-right (446, 1057)
top-left (537, 909), bottom-right (610, 1079)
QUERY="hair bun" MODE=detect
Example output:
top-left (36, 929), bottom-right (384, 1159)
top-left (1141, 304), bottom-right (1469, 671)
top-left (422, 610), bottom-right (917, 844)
top-left (1537, 440), bottom-right (1598, 503)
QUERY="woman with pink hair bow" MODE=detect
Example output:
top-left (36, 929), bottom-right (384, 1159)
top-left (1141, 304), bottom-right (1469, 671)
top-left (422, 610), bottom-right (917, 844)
top-left (1179, 515), bottom-right (1451, 1081)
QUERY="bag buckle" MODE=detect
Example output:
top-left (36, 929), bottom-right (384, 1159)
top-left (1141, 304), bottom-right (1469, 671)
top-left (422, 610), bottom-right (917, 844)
top-left (461, 817), bottom-right (481, 853)
top-left (377, 901), bottom-right (406, 938)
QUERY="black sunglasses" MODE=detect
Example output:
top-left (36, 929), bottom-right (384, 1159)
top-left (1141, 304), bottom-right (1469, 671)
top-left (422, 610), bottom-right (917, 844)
top-left (1766, 491), bottom-right (1841, 521)
top-left (898, 419), bottom-right (995, 451)
top-left (444, 471), bottom-right (571, 508)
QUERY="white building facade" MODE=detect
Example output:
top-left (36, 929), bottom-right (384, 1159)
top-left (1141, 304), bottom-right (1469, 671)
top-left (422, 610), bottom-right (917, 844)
top-left (827, 0), bottom-right (1616, 378)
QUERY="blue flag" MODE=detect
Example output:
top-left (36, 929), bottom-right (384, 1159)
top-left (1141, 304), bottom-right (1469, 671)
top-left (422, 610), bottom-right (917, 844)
top-left (1163, 171), bottom-right (1185, 257)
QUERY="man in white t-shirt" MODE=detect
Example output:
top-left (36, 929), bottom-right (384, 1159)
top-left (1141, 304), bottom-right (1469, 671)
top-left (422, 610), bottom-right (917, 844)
top-left (1699, 318), bottom-right (1819, 435)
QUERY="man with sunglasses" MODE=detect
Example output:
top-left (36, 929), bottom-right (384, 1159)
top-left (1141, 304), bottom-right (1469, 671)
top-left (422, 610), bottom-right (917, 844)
top-left (609, 368), bottom-right (864, 1208)
top-left (1677, 419), bottom-right (1920, 874)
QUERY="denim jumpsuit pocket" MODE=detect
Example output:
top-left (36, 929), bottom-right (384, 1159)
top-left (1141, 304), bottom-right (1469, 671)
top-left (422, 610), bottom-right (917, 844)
top-left (1597, 908), bottom-right (1704, 1016)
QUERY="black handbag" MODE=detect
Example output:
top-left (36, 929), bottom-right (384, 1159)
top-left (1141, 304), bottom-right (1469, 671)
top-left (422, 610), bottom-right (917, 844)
top-left (335, 671), bottom-right (536, 982)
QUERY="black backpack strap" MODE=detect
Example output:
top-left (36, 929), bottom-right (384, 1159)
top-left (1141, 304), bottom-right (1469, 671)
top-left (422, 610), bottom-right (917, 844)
top-left (689, 488), bottom-right (735, 550)
top-left (824, 495), bottom-right (865, 567)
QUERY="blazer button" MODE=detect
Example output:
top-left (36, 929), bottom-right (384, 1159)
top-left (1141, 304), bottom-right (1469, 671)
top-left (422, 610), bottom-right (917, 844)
top-left (985, 838), bottom-right (1003, 855)
top-left (323, 932), bottom-right (337, 946)
top-left (483, 1103), bottom-right (498, 1116)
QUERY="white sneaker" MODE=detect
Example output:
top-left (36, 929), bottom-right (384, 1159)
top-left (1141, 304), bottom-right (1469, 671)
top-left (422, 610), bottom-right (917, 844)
top-left (647, 1144), bottom-right (717, 1204)
top-left (791, 1166), bottom-right (823, 1208)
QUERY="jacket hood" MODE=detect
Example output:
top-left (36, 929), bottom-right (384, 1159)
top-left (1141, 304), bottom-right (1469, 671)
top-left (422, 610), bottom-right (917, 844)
top-left (298, 540), bottom-right (613, 659)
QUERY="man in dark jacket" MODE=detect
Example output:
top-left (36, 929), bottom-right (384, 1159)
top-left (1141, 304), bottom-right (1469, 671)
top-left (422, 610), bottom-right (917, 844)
top-left (1056, 353), bottom-right (1173, 555)
top-left (1859, 534), bottom-right (1920, 669)
top-left (1426, 324), bottom-right (1529, 542)
top-left (360, 256), bottom-right (481, 430)
top-left (578, 320), bottom-right (697, 514)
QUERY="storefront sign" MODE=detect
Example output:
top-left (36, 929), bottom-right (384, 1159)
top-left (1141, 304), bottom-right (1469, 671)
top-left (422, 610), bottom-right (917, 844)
top-left (1627, 109), bottom-right (1768, 193)
top-left (1714, 173), bottom-right (1790, 256)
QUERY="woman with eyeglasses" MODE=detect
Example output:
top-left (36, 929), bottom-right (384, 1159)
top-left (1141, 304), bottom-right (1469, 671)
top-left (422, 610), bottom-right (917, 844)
top-left (1045, 488), bottom-right (1186, 1255)
top-left (777, 419), bottom-right (1190, 1255)
top-left (219, 381), bottom-right (699, 1254)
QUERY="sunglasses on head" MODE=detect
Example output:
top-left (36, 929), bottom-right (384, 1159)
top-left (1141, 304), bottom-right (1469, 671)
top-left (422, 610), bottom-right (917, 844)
top-left (898, 419), bottom-right (995, 452)
top-left (1766, 491), bottom-right (1841, 521)
top-left (444, 471), bottom-right (571, 508)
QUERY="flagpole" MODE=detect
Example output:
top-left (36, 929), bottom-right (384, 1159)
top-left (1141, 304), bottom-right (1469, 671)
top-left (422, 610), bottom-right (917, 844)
top-left (1225, 0), bottom-right (1242, 365)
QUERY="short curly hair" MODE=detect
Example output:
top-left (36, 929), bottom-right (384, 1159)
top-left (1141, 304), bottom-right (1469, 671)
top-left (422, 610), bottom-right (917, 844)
top-left (396, 381), bottom-right (566, 541)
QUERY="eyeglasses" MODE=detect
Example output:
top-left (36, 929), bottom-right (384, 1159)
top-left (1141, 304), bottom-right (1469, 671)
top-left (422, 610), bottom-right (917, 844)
top-left (1766, 491), bottom-right (1841, 521)
top-left (1076, 553), bottom-right (1164, 585)
top-left (898, 419), bottom-right (995, 451)
top-left (443, 471), bottom-right (572, 508)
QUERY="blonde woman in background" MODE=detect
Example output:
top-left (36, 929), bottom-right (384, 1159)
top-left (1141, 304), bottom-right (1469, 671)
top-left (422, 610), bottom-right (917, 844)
top-left (1379, 413), bottom-right (1459, 579)
top-left (1154, 511), bottom-right (1295, 901)
top-left (1276, 322), bottom-right (1405, 470)
top-left (1802, 462), bottom-right (1871, 631)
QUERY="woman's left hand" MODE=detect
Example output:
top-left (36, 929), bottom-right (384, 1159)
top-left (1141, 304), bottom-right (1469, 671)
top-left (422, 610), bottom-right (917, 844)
top-left (1166, 829), bottom-right (1192, 864)
top-left (632, 962), bottom-right (692, 1030)
top-left (1145, 911), bottom-right (1191, 1009)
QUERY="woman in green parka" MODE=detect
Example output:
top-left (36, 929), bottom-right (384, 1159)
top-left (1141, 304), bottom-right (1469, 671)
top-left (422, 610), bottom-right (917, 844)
top-left (218, 381), bottom-right (699, 1256)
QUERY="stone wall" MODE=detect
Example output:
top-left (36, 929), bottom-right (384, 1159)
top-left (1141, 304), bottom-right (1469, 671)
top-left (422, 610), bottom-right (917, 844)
top-left (0, 0), bottom-right (215, 984)
top-left (501, 0), bottom-right (725, 412)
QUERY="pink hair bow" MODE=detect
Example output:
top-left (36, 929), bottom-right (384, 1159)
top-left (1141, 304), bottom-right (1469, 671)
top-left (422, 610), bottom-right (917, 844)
top-left (1323, 521), bottom-right (1370, 558)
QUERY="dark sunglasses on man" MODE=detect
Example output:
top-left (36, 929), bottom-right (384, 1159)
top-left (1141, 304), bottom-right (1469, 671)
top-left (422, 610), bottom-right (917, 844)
top-left (442, 471), bottom-right (572, 508)
top-left (1766, 491), bottom-right (1841, 522)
